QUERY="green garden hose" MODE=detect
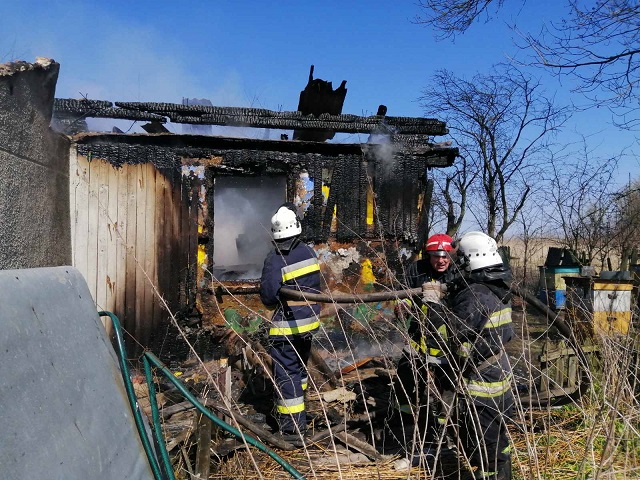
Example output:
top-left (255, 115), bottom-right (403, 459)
top-left (99, 311), bottom-right (305, 480)
top-left (143, 351), bottom-right (305, 479)
top-left (143, 355), bottom-right (176, 480)
top-left (98, 311), bottom-right (164, 480)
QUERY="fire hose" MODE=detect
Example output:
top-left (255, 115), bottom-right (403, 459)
top-left (279, 285), bottom-right (590, 407)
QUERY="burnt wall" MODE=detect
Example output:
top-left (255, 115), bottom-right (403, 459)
top-left (0, 58), bottom-right (71, 269)
top-left (74, 139), bottom-right (433, 245)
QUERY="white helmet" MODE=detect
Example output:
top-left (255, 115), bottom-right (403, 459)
top-left (457, 231), bottom-right (503, 272)
top-left (271, 205), bottom-right (302, 240)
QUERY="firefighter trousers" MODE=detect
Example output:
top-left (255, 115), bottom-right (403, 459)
top-left (269, 333), bottom-right (312, 435)
top-left (457, 401), bottom-right (512, 480)
top-left (393, 350), bottom-right (451, 446)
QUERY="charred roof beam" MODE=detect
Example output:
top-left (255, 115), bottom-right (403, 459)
top-left (54, 98), bottom-right (166, 123)
top-left (55, 99), bottom-right (448, 136)
top-left (74, 133), bottom-right (457, 167)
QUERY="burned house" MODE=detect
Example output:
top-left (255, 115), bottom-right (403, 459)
top-left (8, 58), bottom-right (627, 480)
top-left (42, 64), bottom-right (458, 349)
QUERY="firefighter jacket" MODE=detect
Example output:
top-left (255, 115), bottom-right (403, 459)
top-left (260, 239), bottom-right (321, 338)
top-left (446, 265), bottom-right (514, 409)
top-left (399, 258), bottom-right (449, 365)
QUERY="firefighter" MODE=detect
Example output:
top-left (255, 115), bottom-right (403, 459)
top-left (259, 202), bottom-right (321, 447)
top-left (446, 231), bottom-right (514, 480)
top-left (391, 233), bottom-right (455, 464)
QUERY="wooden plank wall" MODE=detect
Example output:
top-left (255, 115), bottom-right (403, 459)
top-left (70, 147), bottom-right (198, 348)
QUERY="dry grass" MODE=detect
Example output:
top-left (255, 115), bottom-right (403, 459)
top-left (157, 297), bottom-right (640, 480)
top-left (208, 450), bottom-right (410, 480)
top-left (512, 406), bottom-right (640, 480)
top-left (146, 244), bottom-right (640, 480)
top-left (509, 321), bottom-right (640, 480)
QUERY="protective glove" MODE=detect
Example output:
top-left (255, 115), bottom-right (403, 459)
top-left (421, 282), bottom-right (445, 304)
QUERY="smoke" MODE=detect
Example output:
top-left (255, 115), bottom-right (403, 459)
top-left (366, 120), bottom-right (399, 175)
top-left (212, 176), bottom-right (286, 279)
top-left (1, 4), bottom-right (255, 127)
top-left (315, 323), bottom-right (405, 371)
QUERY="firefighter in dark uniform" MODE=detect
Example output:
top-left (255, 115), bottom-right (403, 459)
top-left (392, 233), bottom-right (455, 464)
top-left (446, 231), bottom-right (514, 480)
top-left (260, 203), bottom-right (321, 446)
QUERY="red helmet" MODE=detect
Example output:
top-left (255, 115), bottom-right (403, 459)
top-left (425, 233), bottom-right (454, 257)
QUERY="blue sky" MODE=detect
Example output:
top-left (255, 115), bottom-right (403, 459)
top-left (2, 0), bottom-right (637, 184)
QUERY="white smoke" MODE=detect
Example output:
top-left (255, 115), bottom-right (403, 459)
top-left (366, 121), bottom-right (399, 175)
top-left (212, 176), bottom-right (286, 279)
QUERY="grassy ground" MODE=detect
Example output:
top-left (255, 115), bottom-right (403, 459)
top-left (508, 301), bottom-right (640, 480)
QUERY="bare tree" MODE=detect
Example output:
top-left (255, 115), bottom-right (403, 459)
top-left (611, 179), bottom-right (640, 269)
top-left (417, 1), bottom-right (640, 127)
top-left (420, 65), bottom-right (568, 242)
top-left (545, 142), bottom-right (619, 265)
top-left (512, 203), bottom-right (547, 290)
top-left (429, 153), bottom-right (478, 237)
top-left (415, 0), bottom-right (516, 38)
top-left (523, 1), bottom-right (640, 126)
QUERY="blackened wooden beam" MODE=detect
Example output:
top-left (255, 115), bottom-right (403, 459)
top-left (74, 132), bottom-right (458, 167)
top-left (56, 99), bottom-right (449, 135)
top-left (293, 64), bottom-right (348, 142)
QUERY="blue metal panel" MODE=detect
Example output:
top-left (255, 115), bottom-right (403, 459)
top-left (555, 290), bottom-right (568, 309)
top-left (538, 288), bottom-right (568, 310)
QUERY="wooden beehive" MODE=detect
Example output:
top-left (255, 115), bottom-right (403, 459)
top-left (538, 266), bottom-right (582, 309)
top-left (565, 276), bottom-right (635, 337)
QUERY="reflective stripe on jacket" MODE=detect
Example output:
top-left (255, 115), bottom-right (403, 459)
top-left (260, 240), bottom-right (321, 337)
top-left (408, 322), bottom-right (449, 364)
top-left (464, 374), bottom-right (513, 398)
top-left (402, 259), bottom-right (450, 361)
top-left (449, 282), bottom-right (514, 406)
top-left (269, 315), bottom-right (319, 336)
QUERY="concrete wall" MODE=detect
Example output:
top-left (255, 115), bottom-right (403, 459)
top-left (0, 266), bottom-right (155, 480)
top-left (0, 58), bottom-right (71, 269)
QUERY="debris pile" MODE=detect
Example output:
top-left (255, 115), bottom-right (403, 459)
top-left (132, 324), bottom-right (443, 478)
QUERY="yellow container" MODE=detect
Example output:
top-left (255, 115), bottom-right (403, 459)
top-left (591, 281), bottom-right (633, 335)
top-left (565, 277), bottom-right (635, 336)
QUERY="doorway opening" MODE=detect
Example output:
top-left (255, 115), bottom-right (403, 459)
top-left (211, 175), bottom-right (286, 280)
